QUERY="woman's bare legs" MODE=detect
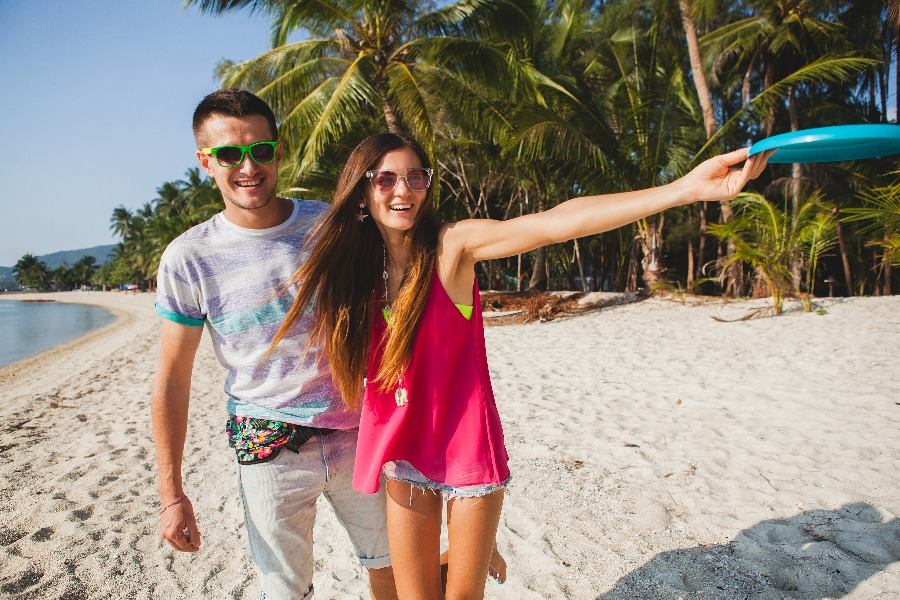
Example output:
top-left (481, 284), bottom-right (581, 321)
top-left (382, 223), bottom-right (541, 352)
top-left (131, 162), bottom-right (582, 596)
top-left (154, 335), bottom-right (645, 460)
top-left (488, 541), bottom-right (507, 584)
top-left (440, 542), bottom-right (507, 585)
top-left (385, 479), bottom-right (443, 599)
top-left (445, 490), bottom-right (504, 599)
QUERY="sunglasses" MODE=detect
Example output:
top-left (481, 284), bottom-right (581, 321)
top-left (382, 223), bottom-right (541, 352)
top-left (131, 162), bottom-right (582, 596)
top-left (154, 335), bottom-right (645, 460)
top-left (365, 168), bottom-right (433, 193)
top-left (201, 141), bottom-right (279, 168)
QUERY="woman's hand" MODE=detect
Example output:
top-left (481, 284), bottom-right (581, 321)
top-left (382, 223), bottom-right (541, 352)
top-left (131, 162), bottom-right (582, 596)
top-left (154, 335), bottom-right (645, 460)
top-left (675, 148), bottom-right (774, 205)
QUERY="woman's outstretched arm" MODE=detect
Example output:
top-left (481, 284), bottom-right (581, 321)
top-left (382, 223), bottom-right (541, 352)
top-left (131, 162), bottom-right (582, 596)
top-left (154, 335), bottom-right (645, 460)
top-left (443, 148), bottom-right (772, 263)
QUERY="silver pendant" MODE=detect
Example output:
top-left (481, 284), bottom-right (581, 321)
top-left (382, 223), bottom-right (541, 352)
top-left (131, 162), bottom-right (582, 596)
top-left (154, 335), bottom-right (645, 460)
top-left (394, 386), bottom-right (408, 407)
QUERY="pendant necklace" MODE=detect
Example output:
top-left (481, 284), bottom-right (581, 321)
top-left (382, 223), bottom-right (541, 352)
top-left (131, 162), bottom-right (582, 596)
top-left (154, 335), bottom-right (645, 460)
top-left (384, 244), bottom-right (409, 407)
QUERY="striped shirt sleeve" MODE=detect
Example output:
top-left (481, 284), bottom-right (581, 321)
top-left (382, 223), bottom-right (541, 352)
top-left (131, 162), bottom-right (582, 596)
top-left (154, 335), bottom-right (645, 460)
top-left (155, 239), bottom-right (206, 327)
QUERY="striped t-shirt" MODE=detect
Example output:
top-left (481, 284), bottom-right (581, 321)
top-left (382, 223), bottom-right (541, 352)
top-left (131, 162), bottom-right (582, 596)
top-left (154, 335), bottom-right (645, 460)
top-left (155, 198), bottom-right (358, 430)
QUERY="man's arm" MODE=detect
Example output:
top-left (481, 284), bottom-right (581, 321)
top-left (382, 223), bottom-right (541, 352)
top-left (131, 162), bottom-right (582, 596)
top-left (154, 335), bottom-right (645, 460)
top-left (151, 319), bottom-right (204, 552)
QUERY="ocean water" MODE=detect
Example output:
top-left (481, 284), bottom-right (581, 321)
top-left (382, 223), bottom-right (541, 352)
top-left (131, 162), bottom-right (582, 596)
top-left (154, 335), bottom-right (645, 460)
top-left (0, 300), bottom-right (116, 367)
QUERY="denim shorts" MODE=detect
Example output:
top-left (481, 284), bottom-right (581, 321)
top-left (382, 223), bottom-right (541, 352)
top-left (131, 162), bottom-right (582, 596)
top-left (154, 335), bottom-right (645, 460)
top-left (382, 460), bottom-right (509, 500)
top-left (237, 428), bottom-right (390, 600)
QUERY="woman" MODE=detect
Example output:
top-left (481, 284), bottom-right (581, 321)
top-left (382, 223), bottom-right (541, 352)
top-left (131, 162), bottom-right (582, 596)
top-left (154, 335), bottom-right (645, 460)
top-left (273, 133), bottom-right (770, 598)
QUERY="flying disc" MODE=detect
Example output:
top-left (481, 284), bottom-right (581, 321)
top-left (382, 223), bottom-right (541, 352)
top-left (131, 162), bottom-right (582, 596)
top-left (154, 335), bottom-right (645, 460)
top-left (748, 124), bottom-right (900, 164)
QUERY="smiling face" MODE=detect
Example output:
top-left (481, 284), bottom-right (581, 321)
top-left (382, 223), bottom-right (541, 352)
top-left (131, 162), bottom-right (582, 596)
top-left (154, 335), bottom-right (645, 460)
top-left (364, 146), bottom-right (430, 236)
top-left (195, 114), bottom-right (281, 214)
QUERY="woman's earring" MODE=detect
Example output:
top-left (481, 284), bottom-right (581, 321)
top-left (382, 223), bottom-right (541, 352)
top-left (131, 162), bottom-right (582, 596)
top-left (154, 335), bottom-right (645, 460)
top-left (357, 202), bottom-right (369, 222)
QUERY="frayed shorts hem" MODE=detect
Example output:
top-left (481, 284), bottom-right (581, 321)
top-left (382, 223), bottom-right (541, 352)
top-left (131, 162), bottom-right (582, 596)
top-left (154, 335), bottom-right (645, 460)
top-left (382, 460), bottom-right (509, 500)
top-left (359, 554), bottom-right (393, 569)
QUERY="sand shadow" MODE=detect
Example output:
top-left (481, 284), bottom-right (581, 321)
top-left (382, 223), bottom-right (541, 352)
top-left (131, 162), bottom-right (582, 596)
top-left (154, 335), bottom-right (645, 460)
top-left (597, 502), bottom-right (899, 599)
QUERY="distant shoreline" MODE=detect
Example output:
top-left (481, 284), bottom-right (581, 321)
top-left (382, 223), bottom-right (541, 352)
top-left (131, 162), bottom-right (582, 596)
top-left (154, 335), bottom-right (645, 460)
top-left (0, 291), bottom-right (149, 387)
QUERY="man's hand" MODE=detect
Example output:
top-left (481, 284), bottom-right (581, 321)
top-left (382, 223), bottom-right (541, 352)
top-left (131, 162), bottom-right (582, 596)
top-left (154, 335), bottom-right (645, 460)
top-left (152, 320), bottom-right (203, 553)
top-left (160, 495), bottom-right (202, 552)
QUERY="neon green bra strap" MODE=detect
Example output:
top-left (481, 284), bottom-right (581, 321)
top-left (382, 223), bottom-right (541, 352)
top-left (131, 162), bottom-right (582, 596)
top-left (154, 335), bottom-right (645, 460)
top-left (383, 304), bottom-right (472, 321)
top-left (455, 304), bottom-right (473, 320)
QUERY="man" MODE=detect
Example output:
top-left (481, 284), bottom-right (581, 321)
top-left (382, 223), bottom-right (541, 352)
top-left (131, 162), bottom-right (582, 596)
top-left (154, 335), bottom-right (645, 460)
top-left (151, 89), bottom-right (396, 600)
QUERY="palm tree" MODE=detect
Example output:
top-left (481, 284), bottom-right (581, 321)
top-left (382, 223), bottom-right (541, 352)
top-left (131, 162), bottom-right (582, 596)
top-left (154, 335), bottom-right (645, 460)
top-left (666, 0), bottom-right (745, 294)
top-left (709, 191), bottom-right (836, 314)
top-left (110, 206), bottom-right (134, 241)
top-left (51, 265), bottom-right (75, 292)
top-left (186, 0), bottom-right (519, 182)
top-left (700, 0), bottom-right (875, 294)
top-left (507, 1), bottom-right (699, 291)
top-left (12, 254), bottom-right (50, 290)
top-left (843, 172), bottom-right (900, 293)
top-left (109, 169), bottom-right (224, 290)
top-left (71, 256), bottom-right (98, 289)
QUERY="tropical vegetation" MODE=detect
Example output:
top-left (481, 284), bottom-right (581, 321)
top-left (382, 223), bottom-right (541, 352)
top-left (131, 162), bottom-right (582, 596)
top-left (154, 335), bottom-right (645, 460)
top-left (14, 0), bottom-right (896, 306)
top-left (12, 254), bottom-right (100, 292)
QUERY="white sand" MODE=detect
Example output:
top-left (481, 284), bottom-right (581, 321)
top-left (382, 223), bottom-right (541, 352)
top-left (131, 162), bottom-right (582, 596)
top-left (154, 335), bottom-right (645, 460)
top-left (0, 291), bottom-right (897, 599)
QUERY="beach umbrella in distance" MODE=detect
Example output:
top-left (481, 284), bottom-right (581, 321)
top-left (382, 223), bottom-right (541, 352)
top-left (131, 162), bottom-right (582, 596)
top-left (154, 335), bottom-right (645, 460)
top-left (748, 124), bottom-right (900, 163)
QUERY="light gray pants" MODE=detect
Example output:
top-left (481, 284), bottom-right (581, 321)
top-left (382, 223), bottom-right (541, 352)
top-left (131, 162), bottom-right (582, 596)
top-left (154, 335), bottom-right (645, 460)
top-left (236, 428), bottom-right (390, 599)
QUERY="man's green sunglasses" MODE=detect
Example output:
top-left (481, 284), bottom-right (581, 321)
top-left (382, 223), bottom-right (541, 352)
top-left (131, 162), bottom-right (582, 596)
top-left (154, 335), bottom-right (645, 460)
top-left (200, 141), bottom-right (279, 168)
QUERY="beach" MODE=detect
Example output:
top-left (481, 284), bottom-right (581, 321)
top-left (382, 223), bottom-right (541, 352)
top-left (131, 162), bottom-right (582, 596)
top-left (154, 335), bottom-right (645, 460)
top-left (0, 291), bottom-right (897, 599)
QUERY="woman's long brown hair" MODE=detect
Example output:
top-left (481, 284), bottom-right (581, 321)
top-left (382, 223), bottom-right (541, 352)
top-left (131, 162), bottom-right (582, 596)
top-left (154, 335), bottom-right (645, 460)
top-left (270, 133), bottom-right (438, 410)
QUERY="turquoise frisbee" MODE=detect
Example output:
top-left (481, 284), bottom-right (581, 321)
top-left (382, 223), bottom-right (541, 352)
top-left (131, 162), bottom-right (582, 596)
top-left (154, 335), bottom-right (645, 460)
top-left (748, 124), bottom-right (900, 164)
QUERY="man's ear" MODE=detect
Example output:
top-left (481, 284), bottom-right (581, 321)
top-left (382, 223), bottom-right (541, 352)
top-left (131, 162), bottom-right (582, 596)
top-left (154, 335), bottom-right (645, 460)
top-left (197, 149), bottom-right (214, 176)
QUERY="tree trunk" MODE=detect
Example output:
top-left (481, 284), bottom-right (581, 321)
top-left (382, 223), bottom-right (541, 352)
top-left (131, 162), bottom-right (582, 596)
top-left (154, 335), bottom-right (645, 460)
top-left (687, 236), bottom-right (695, 289)
top-left (382, 98), bottom-right (403, 134)
top-left (719, 202), bottom-right (741, 296)
top-left (528, 195), bottom-right (548, 291)
top-left (625, 235), bottom-right (640, 293)
top-left (516, 253), bottom-right (523, 292)
top-left (697, 202), bottom-right (707, 283)
top-left (765, 60), bottom-right (776, 136)
top-left (788, 86), bottom-right (802, 292)
top-left (868, 71), bottom-right (877, 120)
top-left (873, 251), bottom-right (882, 296)
top-left (637, 216), bottom-right (666, 293)
top-left (833, 208), bottom-right (854, 296)
top-left (888, 25), bottom-right (900, 123)
top-left (879, 49), bottom-right (888, 122)
top-left (678, 0), bottom-right (717, 294)
top-left (679, 0), bottom-right (717, 138)
top-left (574, 238), bottom-right (587, 292)
top-left (884, 227), bottom-right (894, 295)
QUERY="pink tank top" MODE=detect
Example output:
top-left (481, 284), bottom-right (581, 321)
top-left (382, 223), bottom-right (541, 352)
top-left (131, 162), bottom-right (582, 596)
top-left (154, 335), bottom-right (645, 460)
top-left (352, 271), bottom-right (510, 494)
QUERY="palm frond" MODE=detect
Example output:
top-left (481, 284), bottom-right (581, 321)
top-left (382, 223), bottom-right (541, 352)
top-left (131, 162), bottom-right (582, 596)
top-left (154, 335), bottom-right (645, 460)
top-left (694, 54), bottom-right (879, 162)
top-left (505, 107), bottom-right (613, 180)
top-left (396, 36), bottom-right (512, 87)
top-left (183, 0), bottom-right (275, 16)
top-left (255, 57), bottom-right (350, 115)
top-left (699, 16), bottom-right (766, 53)
top-left (422, 67), bottom-right (512, 145)
top-left (220, 39), bottom-right (336, 92)
top-left (385, 62), bottom-right (435, 153)
top-left (415, 0), bottom-right (538, 43)
top-left (296, 53), bottom-right (378, 174)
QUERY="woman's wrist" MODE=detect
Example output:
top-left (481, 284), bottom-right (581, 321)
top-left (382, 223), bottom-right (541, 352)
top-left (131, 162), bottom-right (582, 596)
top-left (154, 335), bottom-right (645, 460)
top-left (661, 178), bottom-right (693, 208)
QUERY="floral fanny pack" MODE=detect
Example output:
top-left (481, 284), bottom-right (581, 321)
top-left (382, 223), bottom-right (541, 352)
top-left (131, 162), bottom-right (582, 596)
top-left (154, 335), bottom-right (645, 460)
top-left (226, 415), bottom-right (335, 465)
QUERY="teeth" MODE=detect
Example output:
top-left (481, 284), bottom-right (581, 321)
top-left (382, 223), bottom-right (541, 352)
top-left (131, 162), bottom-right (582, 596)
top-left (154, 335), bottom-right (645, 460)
top-left (236, 179), bottom-right (262, 187)
top-left (389, 204), bottom-right (412, 211)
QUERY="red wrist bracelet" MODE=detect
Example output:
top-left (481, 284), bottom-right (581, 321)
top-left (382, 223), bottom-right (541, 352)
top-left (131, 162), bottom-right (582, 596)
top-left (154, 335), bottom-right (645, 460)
top-left (159, 495), bottom-right (186, 515)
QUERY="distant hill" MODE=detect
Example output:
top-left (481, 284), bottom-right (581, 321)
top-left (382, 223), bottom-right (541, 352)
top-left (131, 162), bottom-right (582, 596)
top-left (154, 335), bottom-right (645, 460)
top-left (35, 245), bottom-right (118, 269)
top-left (0, 244), bottom-right (118, 290)
top-left (0, 268), bottom-right (15, 290)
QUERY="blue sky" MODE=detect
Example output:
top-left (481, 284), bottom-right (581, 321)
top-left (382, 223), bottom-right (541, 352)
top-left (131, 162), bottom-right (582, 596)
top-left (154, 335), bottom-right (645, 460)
top-left (0, 1), bottom-right (288, 266)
